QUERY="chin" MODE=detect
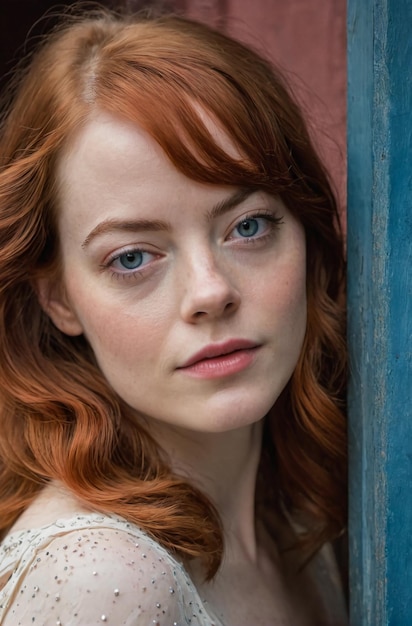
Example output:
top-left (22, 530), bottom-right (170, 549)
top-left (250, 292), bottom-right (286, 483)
top-left (189, 394), bottom-right (278, 434)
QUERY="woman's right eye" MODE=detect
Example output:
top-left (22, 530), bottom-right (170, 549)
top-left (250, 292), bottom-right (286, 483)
top-left (115, 250), bottom-right (145, 270)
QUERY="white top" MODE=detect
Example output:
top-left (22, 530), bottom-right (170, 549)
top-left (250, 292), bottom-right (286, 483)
top-left (0, 510), bottom-right (347, 626)
top-left (0, 512), bottom-right (223, 626)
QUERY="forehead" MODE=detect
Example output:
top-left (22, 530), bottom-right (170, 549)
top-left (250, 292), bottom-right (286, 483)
top-left (55, 110), bottom-right (250, 244)
top-left (55, 112), bottom-right (179, 226)
top-left (58, 105), bottom-right (241, 179)
top-left (58, 112), bottom-right (160, 182)
top-left (56, 108), bottom-right (244, 212)
top-left (192, 104), bottom-right (241, 160)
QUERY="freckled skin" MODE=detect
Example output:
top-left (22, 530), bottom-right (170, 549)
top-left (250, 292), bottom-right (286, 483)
top-left (48, 111), bottom-right (307, 435)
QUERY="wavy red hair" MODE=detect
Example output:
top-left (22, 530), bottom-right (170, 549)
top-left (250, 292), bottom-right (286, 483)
top-left (0, 9), bottom-right (346, 578)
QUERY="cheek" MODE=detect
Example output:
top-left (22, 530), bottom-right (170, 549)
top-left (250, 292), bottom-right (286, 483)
top-left (283, 272), bottom-right (307, 320)
top-left (285, 268), bottom-right (307, 328)
top-left (279, 240), bottom-right (307, 318)
top-left (258, 259), bottom-right (307, 325)
top-left (273, 288), bottom-right (307, 350)
top-left (260, 266), bottom-right (307, 370)
top-left (63, 283), bottom-right (167, 367)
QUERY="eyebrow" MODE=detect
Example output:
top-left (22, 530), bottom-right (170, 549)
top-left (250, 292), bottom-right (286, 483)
top-left (82, 218), bottom-right (170, 248)
top-left (206, 187), bottom-right (255, 220)
top-left (81, 187), bottom-right (255, 249)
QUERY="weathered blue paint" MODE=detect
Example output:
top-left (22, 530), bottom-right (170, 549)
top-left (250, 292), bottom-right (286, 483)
top-left (347, 0), bottom-right (412, 624)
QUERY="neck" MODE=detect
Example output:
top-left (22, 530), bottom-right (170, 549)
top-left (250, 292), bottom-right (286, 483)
top-left (148, 419), bottom-right (264, 562)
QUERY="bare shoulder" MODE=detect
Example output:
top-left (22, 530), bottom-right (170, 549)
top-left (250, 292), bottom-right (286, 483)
top-left (1, 519), bottom-right (202, 626)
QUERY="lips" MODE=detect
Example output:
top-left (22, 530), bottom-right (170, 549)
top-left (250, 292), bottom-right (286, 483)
top-left (178, 339), bottom-right (260, 369)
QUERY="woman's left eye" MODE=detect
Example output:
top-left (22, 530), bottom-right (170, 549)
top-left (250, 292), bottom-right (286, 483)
top-left (235, 218), bottom-right (261, 238)
top-left (230, 214), bottom-right (279, 240)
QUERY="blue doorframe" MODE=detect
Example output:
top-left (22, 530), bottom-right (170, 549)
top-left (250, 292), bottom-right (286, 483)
top-left (347, 0), bottom-right (412, 623)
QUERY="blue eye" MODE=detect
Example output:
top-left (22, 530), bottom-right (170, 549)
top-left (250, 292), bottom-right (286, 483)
top-left (118, 251), bottom-right (144, 269)
top-left (229, 213), bottom-right (283, 243)
top-left (235, 218), bottom-right (260, 237)
top-left (104, 248), bottom-right (160, 281)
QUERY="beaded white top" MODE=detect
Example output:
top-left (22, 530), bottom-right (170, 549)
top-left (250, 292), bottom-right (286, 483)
top-left (0, 513), bottom-right (223, 626)
top-left (0, 507), bottom-right (348, 626)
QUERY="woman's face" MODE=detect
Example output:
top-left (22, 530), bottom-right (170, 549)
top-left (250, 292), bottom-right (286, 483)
top-left (45, 111), bottom-right (307, 433)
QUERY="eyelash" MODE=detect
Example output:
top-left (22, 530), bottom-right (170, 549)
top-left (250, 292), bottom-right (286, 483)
top-left (228, 211), bottom-right (284, 244)
top-left (100, 249), bottom-right (159, 282)
top-left (101, 210), bottom-right (284, 282)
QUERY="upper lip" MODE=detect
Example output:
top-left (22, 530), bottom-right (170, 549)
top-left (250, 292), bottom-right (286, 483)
top-left (178, 339), bottom-right (260, 368)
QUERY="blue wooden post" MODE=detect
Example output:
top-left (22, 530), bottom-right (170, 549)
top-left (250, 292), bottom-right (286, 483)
top-left (347, 0), bottom-right (412, 624)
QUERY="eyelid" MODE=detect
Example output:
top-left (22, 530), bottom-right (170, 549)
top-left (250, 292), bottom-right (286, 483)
top-left (102, 243), bottom-right (158, 266)
top-left (235, 208), bottom-right (283, 225)
top-left (226, 210), bottom-right (284, 239)
top-left (100, 245), bottom-right (161, 281)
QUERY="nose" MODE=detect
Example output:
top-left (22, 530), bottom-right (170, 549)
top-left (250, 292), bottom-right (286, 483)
top-left (179, 251), bottom-right (241, 323)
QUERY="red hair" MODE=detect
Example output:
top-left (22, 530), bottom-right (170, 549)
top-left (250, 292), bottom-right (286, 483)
top-left (0, 9), bottom-right (346, 577)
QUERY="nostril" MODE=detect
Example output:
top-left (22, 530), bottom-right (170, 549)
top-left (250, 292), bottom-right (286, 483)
top-left (224, 300), bottom-right (237, 312)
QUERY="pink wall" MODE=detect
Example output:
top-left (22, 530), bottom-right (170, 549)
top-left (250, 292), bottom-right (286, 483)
top-left (185, 0), bottom-right (347, 210)
top-left (0, 1), bottom-right (347, 207)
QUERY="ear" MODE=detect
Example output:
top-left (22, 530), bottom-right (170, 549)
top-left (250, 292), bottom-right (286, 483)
top-left (35, 277), bottom-right (84, 337)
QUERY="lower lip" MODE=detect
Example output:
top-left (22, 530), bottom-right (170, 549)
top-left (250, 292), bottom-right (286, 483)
top-left (178, 347), bottom-right (259, 380)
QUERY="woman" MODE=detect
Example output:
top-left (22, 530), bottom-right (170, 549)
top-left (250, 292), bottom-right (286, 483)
top-left (0, 8), bottom-right (347, 625)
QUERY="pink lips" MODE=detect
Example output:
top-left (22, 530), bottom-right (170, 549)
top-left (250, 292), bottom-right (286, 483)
top-left (178, 339), bottom-right (260, 379)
